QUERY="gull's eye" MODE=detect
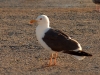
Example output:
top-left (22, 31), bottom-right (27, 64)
top-left (40, 18), bottom-right (42, 20)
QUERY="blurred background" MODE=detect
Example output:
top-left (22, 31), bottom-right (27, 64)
top-left (0, 0), bottom-right (100, 75)
top-left (0, 0), bottom-right (95, 9)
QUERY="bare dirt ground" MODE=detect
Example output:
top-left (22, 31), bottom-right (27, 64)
top-left (0, 0), bottom-right (100, 75)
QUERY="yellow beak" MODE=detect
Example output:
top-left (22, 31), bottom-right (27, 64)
top-left (30, 20), bottom-right (37, 24)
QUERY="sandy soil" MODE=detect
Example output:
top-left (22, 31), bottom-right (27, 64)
top-left (0, 0), bottom-right (100, 75)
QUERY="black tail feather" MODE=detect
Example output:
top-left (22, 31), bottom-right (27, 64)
top-left (64, 51), bottom-right (92, 56)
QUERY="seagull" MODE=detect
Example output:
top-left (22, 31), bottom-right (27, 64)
top-left (30, 15), bottom-right (92, 66)
top-left (92, 0), bottom-right (100, 12)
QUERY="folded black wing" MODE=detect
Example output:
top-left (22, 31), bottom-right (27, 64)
top-left (42, 29), bottom-right (79, 52)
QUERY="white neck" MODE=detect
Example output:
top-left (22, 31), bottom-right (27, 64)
top-left (36, 24), bottom-right (50, 40)
top-left (36, 24), bottom-right (51, 51)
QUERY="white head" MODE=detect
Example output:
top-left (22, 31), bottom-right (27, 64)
top-left (30, 15), bottom-right (50, 27)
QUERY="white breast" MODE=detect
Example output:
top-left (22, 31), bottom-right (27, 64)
top-left (36, 25), bottom-right (52, 51)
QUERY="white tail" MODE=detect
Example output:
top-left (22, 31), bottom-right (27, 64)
top-left (73, 55), bottom-right (86, 60)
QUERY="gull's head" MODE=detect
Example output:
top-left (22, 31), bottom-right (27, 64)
top-left (30, 15), bottom-right (50, 26)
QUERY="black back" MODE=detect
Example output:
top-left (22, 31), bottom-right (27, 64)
top-left (42, 29), bottom-right (79, 52)
top-left (92, 0), bottom-right (100, 4)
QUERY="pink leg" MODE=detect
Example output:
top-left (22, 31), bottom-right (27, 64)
top-left (54, 52), bottom-right (58, 65)
top-left (48, 52), bottom-right (58, 66)
top-left (48, 53), bottom-right (53, 66)
top-left (96, 4), bottom-right (98, 11)
top-left (99, 5), bottom-right (100, 12)
top-left (96, 4), bottom-right (100, 12)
